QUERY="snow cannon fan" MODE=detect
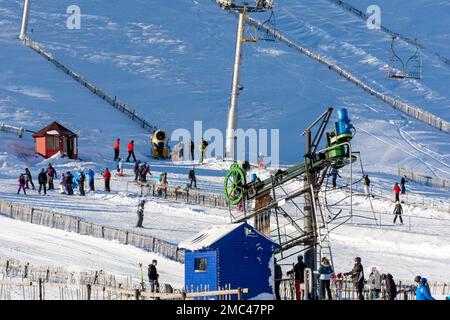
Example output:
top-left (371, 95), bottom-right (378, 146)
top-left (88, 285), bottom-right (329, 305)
top-left (151, 129), bottom-right (170, 159)
top-left (224, 163), bottom-right (247, 206)
top-left (326, 108), bottom-right (355, 164)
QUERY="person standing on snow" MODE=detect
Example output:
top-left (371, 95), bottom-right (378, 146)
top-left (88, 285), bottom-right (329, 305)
top-left (318, 257), bottom-right (334, 300)
top-left (17, 174), bottom-right (27, 195)
top-left (368, 267), bottom-right (382, 299)
top-left (416, 278), bottom-right (434, 300)
top-left (38, 168), bottom-right (47, 195)
top-left (65, 171), bottom-right (74, 195)
top-left (363, 175), bottom-right (371, 198)
top-left (117, 158), bottom-right (124, 176)
top-left (79, 171), bottom-right (86, 196)
top-left (179, 141), bottom-right (184, 160)
top-left (330, 168), bottom-right (341, 188)
top-left (199, 137), bottom-right (208, 163)
top-left (394, 182), bottom-right (401, 202)
top-left (190, 140), bottom-right (195, 161)
top-left (381, 273), bottom-right (397, 301)
top-left (188, 167), bottom-right (197, 189)
top-left (136, 198), bottom-right (145, 228)
top-left (400, 176), bottom-right (407, 194)
top-left (126, 140), bottom-right (137, 163)
top-left (287, 255), bottom-right (307, 300)
top-left (114, 138), bottom-right (120, 161)
top-left (47, 164), bottom-right (57, 190)
top-left (344, 257), bottom-right (365, 300)
top-left (24, 168), bottom-right (35, 190)
top-left (274, 258), bottom-right (283, 300)
top-left (102, 168), bottom-right (111, 192)
top-left (148, 260), bottom-right (159, 293)
top-left (87, 169), bottom-right (95, 192)
top-left (133, 160), bottom-right (141, 181)
top-left (393, 201), bottom-right (403, 224)
top-left (59, 173), bottom-right (67, 194)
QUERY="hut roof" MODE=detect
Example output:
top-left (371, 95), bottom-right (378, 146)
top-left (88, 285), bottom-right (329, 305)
top-left (32, 122), bottom-right (78, 138)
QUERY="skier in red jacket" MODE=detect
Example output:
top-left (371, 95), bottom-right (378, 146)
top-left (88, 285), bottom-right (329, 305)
top-left (126, 140), bottom-right (137, 163)
top-left (103, 168), bottom-right (111, 192)
top-left (394, 183), bottom-right (401, 202)
top-left (114, 138), bottom-right (120, 161)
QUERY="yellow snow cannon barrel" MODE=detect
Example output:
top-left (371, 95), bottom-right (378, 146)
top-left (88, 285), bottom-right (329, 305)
top-left (151, 129), bottom-right (170, 159)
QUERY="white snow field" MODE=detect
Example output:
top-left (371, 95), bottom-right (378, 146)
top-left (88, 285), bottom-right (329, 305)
top-left (0, 0), bottom-right (449, 297)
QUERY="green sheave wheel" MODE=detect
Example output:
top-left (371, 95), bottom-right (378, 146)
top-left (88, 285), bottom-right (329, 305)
top-left (224, 164), bottom-right (247, 206)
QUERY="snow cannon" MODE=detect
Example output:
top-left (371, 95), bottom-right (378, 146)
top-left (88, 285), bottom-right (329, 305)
top-left (326, 108), bottom-right (355, 160)
top-left (151, 129), bottom-right (170, 159)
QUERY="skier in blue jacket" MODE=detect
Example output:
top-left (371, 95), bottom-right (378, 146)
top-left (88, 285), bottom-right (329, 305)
top-left (416, 278), bottom-right (435, 300)
top-left (87, 169), bottom-right (95, 191)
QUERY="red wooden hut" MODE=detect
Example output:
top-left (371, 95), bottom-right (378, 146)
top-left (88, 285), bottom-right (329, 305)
top-left (32, 122), bottom-right (78, 159)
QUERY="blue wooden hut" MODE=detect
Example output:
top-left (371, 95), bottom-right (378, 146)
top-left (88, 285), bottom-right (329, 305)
top-left (178, 222), bottom-right (281, 300)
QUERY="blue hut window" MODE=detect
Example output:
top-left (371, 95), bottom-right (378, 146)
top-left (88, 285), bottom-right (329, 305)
top-left (194, 258), bottom-right (207, 272)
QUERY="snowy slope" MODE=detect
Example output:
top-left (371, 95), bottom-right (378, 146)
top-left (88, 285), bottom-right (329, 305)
top-left (0, 215), bottom-right (184, 287)
top-left (0, 0), bottom-right (448, 176)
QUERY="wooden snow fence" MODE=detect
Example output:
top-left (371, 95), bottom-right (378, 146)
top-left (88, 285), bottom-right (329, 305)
top-left (0, 200), bottom-right (184, 263)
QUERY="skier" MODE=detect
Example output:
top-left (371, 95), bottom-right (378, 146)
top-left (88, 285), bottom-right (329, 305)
top-left (381, 273), bottom-right (397, 301)
top-left (47, 164), bottom-right (57, 190)
top-left (400, 176), bottom-right (407, 194)
top-left (179, 141), bottom-right (184, 160)
top-left (274, 258), bottom-right (282, 300)
top-left (258, 153), bottom-right (265, 169)
top-left (133, 160), bottom-right (141, 181)
top-left (17, 174), bottom-right (27, 195)
top-left (24, 168), bottom-right (35, 190)
top-left (38, 168), bottom-right (47, 195)
top-left (416, 278), bottom-right (435, 300)
top-left (344, 257), bottom-right (365, 300)
top-left (136, 198), bottom-right (145, 228)
top-left (199, 137), bottom-right (208, 163)
top-left (159, 172), bottom-right (168, 197)
top-left (330, 168), bottom-right (341, 188)
top-left (394, 182), bottom-right (401, 202)
top-left (126, 140), bottom-right (136, 163)
top-left (140, 163), bottom-right (151, 183)
top-left (188, 167), bottom-right (197, 189)
top-left (190, 140), bottom-right (195, 161)
top-left (148, 260), bottom-right (159, 293)
top-left (287, 255), bottom-right (307, 300)
top-left (65, 171), bottom-right (74, 195)
top-left (59, 173), bottom-right (67, 194)
top-left (117, 158), bottom-right (124, 177)
top-left (114, 138), bottom-right (120, 161)
top-left (102, 168), bottom-right (111, 192)
top-left (363, 174), bottom-right (371, 198)
top-left (318, 257), bottom-right (334, 300)
top-left (79, 171), bottom-right (86, 196)
top-left (368, 267), bottom-right (382, 299)
top-left (87, 169), bottom-right (95, 192)
top-left (393, 201), bottom-right (403, 224)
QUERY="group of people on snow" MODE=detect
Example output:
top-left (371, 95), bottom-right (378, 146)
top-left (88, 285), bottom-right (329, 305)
top-left (16, 164), bottom-right (111, 196)
top-left (274, 255), bottom-right (436, 300)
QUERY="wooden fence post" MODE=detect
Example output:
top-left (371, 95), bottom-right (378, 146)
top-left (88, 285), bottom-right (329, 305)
top-left (38, 278), bottom-right (43, 300)
top-left (181, 291), bottom-right (186, 300)
top-left (86, 284), bottom-right (92, 300)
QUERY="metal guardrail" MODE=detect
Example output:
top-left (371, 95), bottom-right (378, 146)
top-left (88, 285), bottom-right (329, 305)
top-left (398, 167), bottom-right (450, 191)
top-left (22, 37), bottom-right (157, 133)
top-left (0, 124), bottom-right (25, 138)
top-left (0, 200), bottom-right (184, 263)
